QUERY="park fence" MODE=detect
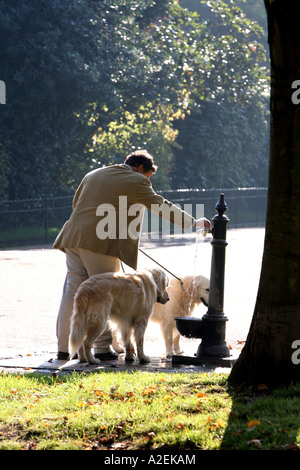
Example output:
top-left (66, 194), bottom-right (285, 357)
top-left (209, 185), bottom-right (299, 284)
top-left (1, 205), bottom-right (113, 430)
top-left (0, 187), bottom-right (267, 249)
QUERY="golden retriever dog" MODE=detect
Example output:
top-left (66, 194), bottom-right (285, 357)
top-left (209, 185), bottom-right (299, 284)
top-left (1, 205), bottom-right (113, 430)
top-left (69, 268), bottom-right (169, 364)
top-left (151, 274), bottom-right (210, 358)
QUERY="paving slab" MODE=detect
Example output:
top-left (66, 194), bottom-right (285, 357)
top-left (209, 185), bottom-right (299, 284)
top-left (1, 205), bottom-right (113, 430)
top-left (0, 350), bottom-right (238, 376)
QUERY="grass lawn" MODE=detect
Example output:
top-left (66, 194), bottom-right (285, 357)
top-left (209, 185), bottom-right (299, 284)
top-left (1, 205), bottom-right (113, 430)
top-left (0, 369), bottom-right (300, 451)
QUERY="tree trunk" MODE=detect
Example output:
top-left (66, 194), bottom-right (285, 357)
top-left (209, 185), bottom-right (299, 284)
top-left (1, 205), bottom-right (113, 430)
top-left (229, 0), bottom-right (300, 386)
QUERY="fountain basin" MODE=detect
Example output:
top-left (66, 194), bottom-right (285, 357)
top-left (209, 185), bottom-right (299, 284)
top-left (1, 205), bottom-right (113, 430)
top-left (175, 317), bottom-right (203, 339)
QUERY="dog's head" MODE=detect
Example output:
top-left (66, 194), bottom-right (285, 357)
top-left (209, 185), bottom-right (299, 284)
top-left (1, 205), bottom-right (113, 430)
top-left (149, 268), bottom-right (170, 304)
top-left (183, 274), bottom-right (210, 307)
top-left (196, 275), bottom-right (210, 306)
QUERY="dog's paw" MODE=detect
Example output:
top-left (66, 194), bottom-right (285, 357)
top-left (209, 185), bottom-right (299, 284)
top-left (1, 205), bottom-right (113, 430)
top-left (125, 355), bottom-right (135, 362)
top-left (125, 348), bottom-right (136, 362)
top-left (174, 349), bottom-right (184, 355)
top-left (112, 338), bottom-right (125, 353)
top-left (166, 350), bottom-right (174, 358)
top-left (113, 345), bottom-right (125, 354)
top-left (89, 357), bottom-right (101, 365)
top-left (78, 354), bottom-right (86, 362)
top-left (139, 355), bottom-right (150, 364)
top-left (162, 355), bottom-right (172, 362)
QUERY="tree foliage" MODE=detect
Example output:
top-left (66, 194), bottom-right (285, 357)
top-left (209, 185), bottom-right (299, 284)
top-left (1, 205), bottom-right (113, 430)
top-left (0, 0), bottom-right (269, 199)
top-left (170, 0), bottom-right (269, 188)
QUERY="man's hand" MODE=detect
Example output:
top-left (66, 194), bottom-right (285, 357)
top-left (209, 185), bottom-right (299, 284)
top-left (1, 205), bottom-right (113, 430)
top-left (193, 217), bottom-right (212, 231)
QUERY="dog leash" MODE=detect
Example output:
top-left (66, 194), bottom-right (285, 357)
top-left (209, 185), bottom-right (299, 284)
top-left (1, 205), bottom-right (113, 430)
top-left (138, 229), bottom-right (210, 284)
top-left (138, 248), bottom-right (183, 285)
top-left (119, 248), bottom-right (183, 285)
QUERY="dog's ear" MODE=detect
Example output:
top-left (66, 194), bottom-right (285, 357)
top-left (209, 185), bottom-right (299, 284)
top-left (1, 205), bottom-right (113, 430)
top-left (151, 269), bottom-right (168, 293)
top-left (151, 268), bottom-right (162, 283)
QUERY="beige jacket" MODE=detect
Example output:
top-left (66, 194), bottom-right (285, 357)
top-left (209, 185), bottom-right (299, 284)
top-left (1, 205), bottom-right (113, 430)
top-left (53, 164), bottom-right (194, 269)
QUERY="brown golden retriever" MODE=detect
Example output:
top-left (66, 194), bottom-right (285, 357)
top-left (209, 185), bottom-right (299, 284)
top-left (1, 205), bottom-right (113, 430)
top-left (69, 268), bottom-right (169, 364)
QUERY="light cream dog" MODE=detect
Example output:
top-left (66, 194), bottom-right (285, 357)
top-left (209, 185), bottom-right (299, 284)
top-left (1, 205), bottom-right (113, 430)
top-left (151, 274), bottom-right (210, 358)
top-left (69, 268), bottom-right (169, 364)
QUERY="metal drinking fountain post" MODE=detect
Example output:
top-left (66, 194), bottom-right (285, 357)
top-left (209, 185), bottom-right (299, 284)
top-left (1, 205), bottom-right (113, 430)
top-left (196, 193), bottom-right (231, 358)
top-left (173, 192), bottom-right (236, 365)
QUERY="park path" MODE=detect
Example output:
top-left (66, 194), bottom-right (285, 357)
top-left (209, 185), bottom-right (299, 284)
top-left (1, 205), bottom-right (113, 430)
top-left (0, 228), bottom-right (265, 373)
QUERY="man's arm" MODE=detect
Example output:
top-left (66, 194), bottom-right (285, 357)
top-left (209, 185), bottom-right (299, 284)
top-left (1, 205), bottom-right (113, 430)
top-left (134, 177), bottom-right (211, 230)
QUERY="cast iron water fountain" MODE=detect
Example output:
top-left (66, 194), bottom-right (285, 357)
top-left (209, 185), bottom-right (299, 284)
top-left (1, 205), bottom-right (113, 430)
top-left (172, 193), bottom-right (238, 366)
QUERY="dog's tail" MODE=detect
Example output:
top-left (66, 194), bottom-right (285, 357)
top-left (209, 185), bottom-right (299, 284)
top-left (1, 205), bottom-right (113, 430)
top-left (69, 290), bottom-right (89, 359)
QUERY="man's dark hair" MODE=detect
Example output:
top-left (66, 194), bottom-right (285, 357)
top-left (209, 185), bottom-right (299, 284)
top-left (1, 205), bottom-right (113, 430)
top-left (125, 150), bottom-right (157, 173)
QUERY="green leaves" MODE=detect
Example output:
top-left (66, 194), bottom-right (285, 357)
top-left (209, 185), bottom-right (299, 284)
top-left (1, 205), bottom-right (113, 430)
top-left (0, 0), bottom-right (269, 199)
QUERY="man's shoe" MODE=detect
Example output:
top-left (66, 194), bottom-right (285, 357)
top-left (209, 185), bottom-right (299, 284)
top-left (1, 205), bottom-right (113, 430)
top-left (94, 350), bottom-right (118, 360)
top-left (57, 351), bottom-right (69, 360)
top-left (57, 351), bottom-right (78, 360)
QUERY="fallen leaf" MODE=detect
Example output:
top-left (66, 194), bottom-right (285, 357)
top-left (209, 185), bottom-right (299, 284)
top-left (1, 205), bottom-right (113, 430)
top-left (247, 420), bottom-right (260, 430)
top-left (248, 438), bottom-right (262, 448)
top-left (282, 444), bottom-right (299, 450)
top-left (143, 386), bottom-right (157, 395)
top-left (94, 390), bottom-right (109, 397)
top-left (196, 403), bottom-right (203, 412)
top-left (111, 442), bottom-right (131, 450)
top-left (216, 419), bottom-right (226, 428)
top-left (256, 383), bottom-right (270, 392)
